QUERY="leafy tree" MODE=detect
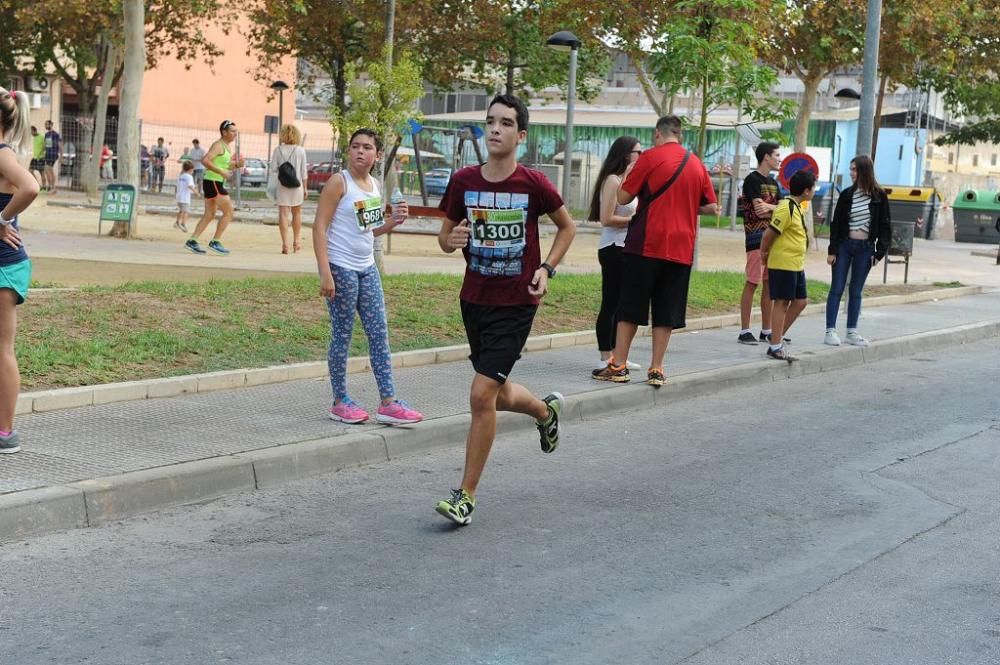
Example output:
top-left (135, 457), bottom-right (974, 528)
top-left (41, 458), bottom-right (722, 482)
top-left (242, 0), bottom-right (374, 116)
top-left (646, 0), bottom-right (794, 158)
top-left (761, 1), bottom-right (866, 151)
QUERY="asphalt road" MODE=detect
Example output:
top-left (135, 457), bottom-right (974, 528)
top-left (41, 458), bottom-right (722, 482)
top-left (2, 339), bottom-right (999, 665)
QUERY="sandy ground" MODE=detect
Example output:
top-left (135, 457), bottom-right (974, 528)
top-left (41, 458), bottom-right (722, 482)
top-left (17, 193), bottom-right (1000, 288)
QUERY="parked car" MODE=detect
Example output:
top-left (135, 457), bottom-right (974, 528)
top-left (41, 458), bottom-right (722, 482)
top-left (424, 168), bottom-right (452, 196)
top-left (307, 161), bottom-right (338, 192)
top-left (240, 158), bottom-right (268, 187)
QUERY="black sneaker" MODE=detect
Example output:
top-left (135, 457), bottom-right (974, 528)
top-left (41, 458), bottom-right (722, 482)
top-left (185, 238), bottom-right (207, 254)
top-left (761, 333), bottom-right (791, 344)
top-left (207, 240), bottom-right (230, 255)
top-left (738, 332), bottom-right (758, 345)
top-left (537, 392), bottom-right (565, 454)
top-left (592, 363), bottom-right (630, 382)
top-left (0, 431), bottom-right (21, 454)
top-left (766, 346), bottom-right (797, 362)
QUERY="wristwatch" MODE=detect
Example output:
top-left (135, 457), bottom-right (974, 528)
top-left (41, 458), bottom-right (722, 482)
top-left (0, 211), bottom-right (12, 227)
top-left (540, 262), bottom-right (556, 278)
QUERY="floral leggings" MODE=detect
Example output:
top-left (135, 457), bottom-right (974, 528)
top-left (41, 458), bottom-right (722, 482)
top-left (325, 262), bottom-right (395, 403)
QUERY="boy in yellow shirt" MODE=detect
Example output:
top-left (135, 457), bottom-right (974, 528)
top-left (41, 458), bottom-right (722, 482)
top-left (760, 170), bottom-right (816, 361)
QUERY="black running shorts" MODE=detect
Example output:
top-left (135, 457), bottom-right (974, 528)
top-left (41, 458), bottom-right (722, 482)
top-left (203, 179), bottom-right (229, 199)
top-left (616, 253), bottom-right (691, 329)
top-left (460, 301), bottom-right (537, 384)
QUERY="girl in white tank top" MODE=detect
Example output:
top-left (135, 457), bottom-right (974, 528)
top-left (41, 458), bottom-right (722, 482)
top-left (311, 129), bottom-right (423, 426)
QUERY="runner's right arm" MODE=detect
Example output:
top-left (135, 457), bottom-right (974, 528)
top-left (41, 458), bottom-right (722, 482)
top-left (313, 174), bottom-right (347, 298)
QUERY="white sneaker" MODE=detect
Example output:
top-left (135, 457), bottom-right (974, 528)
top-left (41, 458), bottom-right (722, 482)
top-left (595, 358), bottom-right (612, 370)
top-left (845, 332), bottom-right (869, 347)
top-left (824, 330), bottom-right (842, 346)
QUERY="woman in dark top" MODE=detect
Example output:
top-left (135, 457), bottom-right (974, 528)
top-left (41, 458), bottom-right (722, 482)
top-left (824, 155), bottom-right (891, 347)
top-left (0, 87), bottom-right (41, 454)
top-left (588, 135), bottom-right (642, 373)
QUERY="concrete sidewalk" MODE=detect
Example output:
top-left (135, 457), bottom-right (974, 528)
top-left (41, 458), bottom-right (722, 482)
top-left (2, 291), bottom-right (999, 541)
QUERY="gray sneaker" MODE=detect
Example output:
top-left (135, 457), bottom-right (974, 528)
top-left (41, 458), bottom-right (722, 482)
top-left (537, 392), bottom-right (565, 454)
top-left (185, 238), bottom-right (207, 254)
top-left (0, 431), bottom-right (21, 454)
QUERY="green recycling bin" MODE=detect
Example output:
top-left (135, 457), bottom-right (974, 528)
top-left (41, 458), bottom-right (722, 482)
top-left (952, 190), bottom-right (1000, 244)
top-left (883, 186), bottom-right (941, 239)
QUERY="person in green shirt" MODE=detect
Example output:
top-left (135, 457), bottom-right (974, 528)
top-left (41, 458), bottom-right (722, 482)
top-left (760, 169), bottom-right (816, 362)
top-left (29, 126), bottom-right (45, 188)
top-left (185, 120), bottom-right (243, 255)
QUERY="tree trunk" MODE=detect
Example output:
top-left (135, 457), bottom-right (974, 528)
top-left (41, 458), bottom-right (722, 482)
top-left (113, 0), bottom-right (144, 239)
top-left (794, 72), bottom-right (824, 152)
top-left (505, 54), bottom-right (515, 96)
top-left (871, 73), bottom-right (888, 160)
top-left (627, 50), bottom-right (664, 117)
top-left (85, 40), bottom-right (119, 202)
top-left (697, 75), bottom-right (710, 159)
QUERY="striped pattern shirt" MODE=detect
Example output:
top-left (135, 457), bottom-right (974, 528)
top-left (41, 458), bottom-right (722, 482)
top-left (850, 192), bottom-right (872, 235)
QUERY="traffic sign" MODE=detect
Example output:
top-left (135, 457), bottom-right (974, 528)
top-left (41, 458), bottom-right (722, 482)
top-left (778, 152), bottom-right (820, 189)
top-left (98, 183), bottom-right (136, 235)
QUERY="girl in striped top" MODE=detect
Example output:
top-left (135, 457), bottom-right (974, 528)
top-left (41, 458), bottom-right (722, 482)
top-left (824, 155), bottom-right (891, 347)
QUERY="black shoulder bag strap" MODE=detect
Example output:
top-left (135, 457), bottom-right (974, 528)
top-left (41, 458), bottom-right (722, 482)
top-left (643, 149), bottom-right (691, 205)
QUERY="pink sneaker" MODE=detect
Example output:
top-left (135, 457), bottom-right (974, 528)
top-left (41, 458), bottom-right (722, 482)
top-left (376, 399), bottom-right (424, 425)
top-left (328, 399), bottom-right (369, 424)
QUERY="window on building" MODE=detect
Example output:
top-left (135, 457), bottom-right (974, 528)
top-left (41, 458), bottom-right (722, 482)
top-left (992, 154), bottom-right (997, 167)
top-left (948, 152), bottom-right (954, 164)
top-left (973, 155), bottom-right (979, 167)
top-left (926, 145), bottom-right (933, 158)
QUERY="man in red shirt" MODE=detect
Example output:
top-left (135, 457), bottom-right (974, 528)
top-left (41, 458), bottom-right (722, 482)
top-left (593, 115), bottom-right (718, 386)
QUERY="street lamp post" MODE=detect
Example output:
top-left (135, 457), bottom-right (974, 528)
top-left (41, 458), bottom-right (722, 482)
top-left (270, 80), bottom-right (290, 130)
top-left (546, 30), bottom-right (581, 207)
top-left (856, 0), bottom-right (882, 157)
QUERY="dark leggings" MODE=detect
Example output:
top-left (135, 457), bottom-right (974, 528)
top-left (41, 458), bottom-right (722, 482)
top-left (596, 244), bottom-right (625, 352)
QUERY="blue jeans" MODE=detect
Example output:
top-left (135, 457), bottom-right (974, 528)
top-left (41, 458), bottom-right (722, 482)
top-left (826, 238), bottom-right (874, 329)
top-left (325, 262), bottom-right (395, 403)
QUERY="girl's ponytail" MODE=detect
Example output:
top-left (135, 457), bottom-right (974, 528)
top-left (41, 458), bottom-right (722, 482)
top-left (0, 87), bottom-right (32, 162)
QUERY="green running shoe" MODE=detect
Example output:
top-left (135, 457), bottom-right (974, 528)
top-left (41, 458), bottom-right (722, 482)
top-left (537, 391), bottom-right (565, 454)
top-left (436, 489), bottom-right (475, 525)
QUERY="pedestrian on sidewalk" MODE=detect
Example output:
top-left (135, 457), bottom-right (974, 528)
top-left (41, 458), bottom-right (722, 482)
top-left (760, 170), bottom-right (816, 362)
top-left (174, 161), bottom-right (197, 232)
top-left (269, 123), bottom-right (307, 254)
top-left (0, 88), bottom-right (41, 454)
top-left (187, 139), bottom-right (206, 190)
top-left (42, 119), bottom-right (59, 195)
top-left (185, 120), bottom-right (243, 256)
top-left (589, 135), bottom-right (642, 374)
top-left (312, 128), bottom-right (423, 428)
top-left (435, 94), bottom-right (576, 526)
top-left (592, 115), bottom-right (718, 387)
top-left (737, 142), bottom-right (783, 345)
top-left (100, 144), bottom-right (114, 180)
top-left (150, 137), bottom-right (169, 193)
top-left (824, 155), bottom-right (891, 348)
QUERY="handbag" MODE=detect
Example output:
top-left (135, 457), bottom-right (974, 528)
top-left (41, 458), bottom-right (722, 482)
top-left (276, 146), bottom-right (301, 188)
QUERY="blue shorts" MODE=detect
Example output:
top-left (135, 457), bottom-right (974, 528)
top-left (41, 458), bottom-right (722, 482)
top-left (768, 268), bottom-right (807, 301)
top-left (0, 258), bottom-right (31, 304)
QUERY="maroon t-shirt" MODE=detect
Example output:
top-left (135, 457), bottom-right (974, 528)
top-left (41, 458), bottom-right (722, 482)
top-left (439, 164), bottom-right (563, 306)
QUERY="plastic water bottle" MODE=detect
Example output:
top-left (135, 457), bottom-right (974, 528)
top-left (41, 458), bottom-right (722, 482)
top-left (390, 186), bottom-right (406, 224)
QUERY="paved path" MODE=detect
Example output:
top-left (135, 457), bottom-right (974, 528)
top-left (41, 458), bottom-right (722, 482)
top-left (2, 292), bottom-right (999, 540)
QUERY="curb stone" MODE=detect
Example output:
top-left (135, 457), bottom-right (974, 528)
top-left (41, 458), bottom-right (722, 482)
top-left (2, 318), bottom-right (999, 541)
top-left (17, 286), bottom-right (984, 416)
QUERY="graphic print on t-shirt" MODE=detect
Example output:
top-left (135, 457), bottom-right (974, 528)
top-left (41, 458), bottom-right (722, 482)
top-left (465, 190), bottom-right (529, 277)
top-left (354, 196), bottom-right (385, 230)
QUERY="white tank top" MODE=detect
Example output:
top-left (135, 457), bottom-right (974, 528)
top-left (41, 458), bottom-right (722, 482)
top-left (327, 170), bottom-right (384, 271)
top-left (598, 175), bottom-right (636, 249)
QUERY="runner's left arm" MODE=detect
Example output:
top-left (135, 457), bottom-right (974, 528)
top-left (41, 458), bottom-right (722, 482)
top-left (529, 206), bottom-right (577, 297)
